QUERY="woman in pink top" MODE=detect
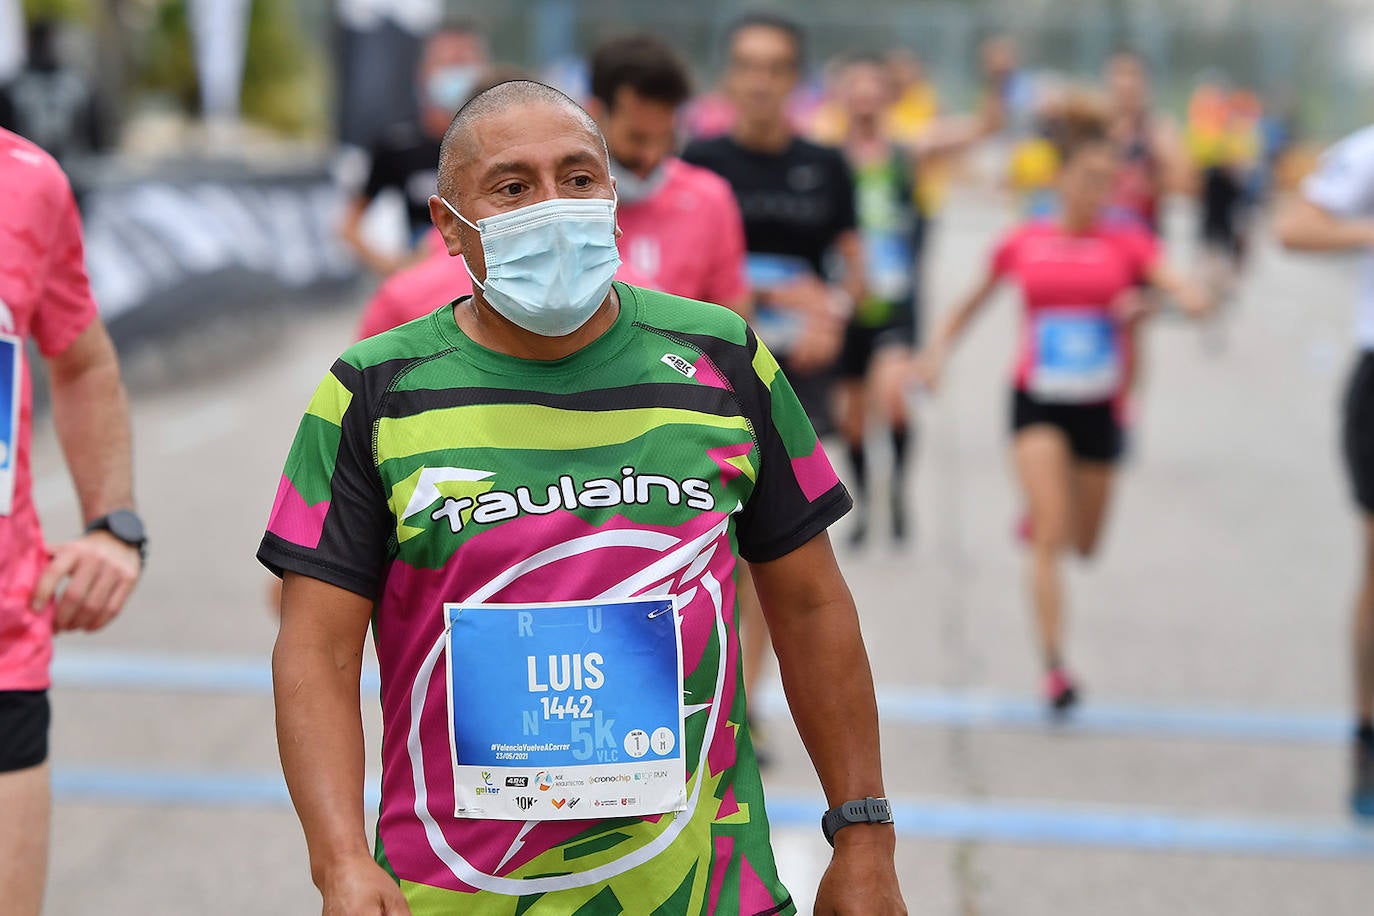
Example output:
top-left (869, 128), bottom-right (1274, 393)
top-left (917, 100), bottom-right (1209, 712)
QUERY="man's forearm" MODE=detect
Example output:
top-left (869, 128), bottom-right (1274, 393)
top-left (273, 636), bottom-right (372, 885)
top-left (768, 591), bottom-right (886, 806)
top-left (1277, 201), bottom-right (1374, 253)
top-left (50, 345), bottom-right (133, 522)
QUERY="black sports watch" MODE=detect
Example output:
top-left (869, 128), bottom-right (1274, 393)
top-left (86, 509), bottom-right (148, 567)
top-left (821, 796), bottom-right (893, 847)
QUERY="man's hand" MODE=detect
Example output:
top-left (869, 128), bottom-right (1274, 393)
top-left (31, 530), bottom-right (140, 632)
top-left (814, 828), bottom-right (906, 915)
top-left (908, 346), bottom-right (946, 394)
top-left (317, 853), bottom-right (411, 916)
top-left (790, 318), bottom-right (844, 373)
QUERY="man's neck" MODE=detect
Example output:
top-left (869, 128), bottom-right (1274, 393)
top-left (457, 287), bottom-right (621, 360)
top-left (733, 115), bottom-right (793, 154)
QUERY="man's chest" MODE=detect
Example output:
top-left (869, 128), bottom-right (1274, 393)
top-left (374, 393), bottom-right (759, 563)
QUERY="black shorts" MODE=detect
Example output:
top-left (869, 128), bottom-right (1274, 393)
top-left (0, 691), bottom-right (50, 772)
top-left (1201, 166), bottom-right (1247, 258)
top-left (1343, 352), bottom-right (1374, 513)
top-left (1012, 389), bottom-right (1123, 464)
top-left (838, 322), bottom-right (913, 380)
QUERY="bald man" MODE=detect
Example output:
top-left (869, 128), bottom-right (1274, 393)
top-left (261, 81), bottom-right (905, 915)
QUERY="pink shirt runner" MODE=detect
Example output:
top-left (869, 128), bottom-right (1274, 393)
top-left (0, 129), bottom-right (99, 690)
top-left (615, 159), bottom-right (749, 308)
top-left (990, 220), bottom-right (1158, 395)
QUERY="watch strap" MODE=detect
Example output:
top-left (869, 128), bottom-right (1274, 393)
top-left (821, 796), bottom-right (893, 846)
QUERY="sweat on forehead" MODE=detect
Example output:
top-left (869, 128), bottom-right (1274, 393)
top-left (438, 80), bottom-right (607, 197)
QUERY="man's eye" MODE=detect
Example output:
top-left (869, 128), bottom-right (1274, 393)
top-left (501, 183), bottom-right (525, 196)
top-left (572, 176), bottom-right (592, 188)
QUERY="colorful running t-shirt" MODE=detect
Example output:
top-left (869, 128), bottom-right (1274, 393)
top-left (616, 159), bottom-right (750, 309)
top-left (991, 221), bottom-right (1158, 399)
top-left (0, 128), bottom-right (99, 691)
top-left (258, 283), bottom-right (850, 914)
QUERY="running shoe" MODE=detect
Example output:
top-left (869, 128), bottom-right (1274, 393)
top-left (1354, 735), bottom-right (1374, 818)
top-left (1044, 668), bottom-right (1079, 715)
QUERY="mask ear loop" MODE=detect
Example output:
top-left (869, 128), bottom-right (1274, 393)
top-left (440, 198), bottom-right (486, 292)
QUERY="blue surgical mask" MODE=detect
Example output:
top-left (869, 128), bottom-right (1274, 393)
top-left (610, 156), bottom-right (669, 205)
top-left (426, 65), bottom-right (479, 111)
top-left (442, 196), bottom-right (622, 337)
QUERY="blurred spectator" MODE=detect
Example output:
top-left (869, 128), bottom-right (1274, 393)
top-left (1105, 49), bottom-right (1188, 236)
top-left (588, 33), bottom-right (750, 313)
top-left (0, 20), bottom-right (106, 169)
top-left (339, 21), bottom-right (487, 276)
top-left (885, 49), bottom-right (939, 143)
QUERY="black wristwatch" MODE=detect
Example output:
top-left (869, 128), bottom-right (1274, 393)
top-left (821, 796), bottom-right (893, 847)
top-left (86, 509), bottom-right (148, 567)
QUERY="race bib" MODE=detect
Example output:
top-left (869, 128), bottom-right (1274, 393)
top-left (445, 596), bottom-right (687, 821)
top-left (1028, 311), bottom-right (1120, 404)
top-left (746, 253), bottom-right (811, 355)
top-left (0, 334), bottom-right (19, 517)
top-left (862, 231), bottom-right (913, 305)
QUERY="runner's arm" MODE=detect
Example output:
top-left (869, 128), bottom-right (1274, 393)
top-left (1276, 197), bottom-right (1374, 253)
top-left (835, 228), bottom-right (867, 308)
top-left (47, 320), bottom-right (132, 525)
top-left (341, 195), bottom-right (409, 276)
top-left (31, 320), bottom-right (141, 631)
top-left (274, 573), bottom-right (406, 913)
top-left (1145, 262), bottom-right (1212, 318)
top-left (916, 270), bottom-right (1001, 389)
top-left (750, 533), bottom-right (906, 914)
top-left (908, 85), bottom-right (1005, 162)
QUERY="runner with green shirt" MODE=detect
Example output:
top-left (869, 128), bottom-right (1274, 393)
top-left (260, 80), bottom-right (904, 915)
top-left (835, 53), bottom-right (1002, 545)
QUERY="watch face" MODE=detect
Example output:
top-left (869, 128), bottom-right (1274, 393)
top-left (107, 510), bottom-right (145, 545)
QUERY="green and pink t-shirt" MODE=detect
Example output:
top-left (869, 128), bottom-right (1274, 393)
top-left (258, 283), bottom-right (849, 914)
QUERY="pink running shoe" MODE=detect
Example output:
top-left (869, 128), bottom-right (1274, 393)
top-left (1044, 668), bottom-right (1080, 714)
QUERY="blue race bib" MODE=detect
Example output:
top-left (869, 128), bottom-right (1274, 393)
top-left (445, 596), bottom-right (686, 820)
top-left (1029, 311), bottom-right (1121, 403)
top-left (0, 335), bottom-right (19, 516)
top-left (745, 253), bottom-right (812, 355)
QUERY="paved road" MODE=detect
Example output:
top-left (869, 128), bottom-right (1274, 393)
top-left (29, 191), bottom-right (1374, 914)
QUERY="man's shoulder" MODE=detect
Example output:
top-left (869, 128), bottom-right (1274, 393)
top-left (681, 135), bottom-right (734, 167)
top-left (666, 158), bottom-right (737, 203)
top-left (344, 309), bottom-right (452, 375)
top-left (790, 137), bottom-right (847, 167)
top-left (0, 128), bottom-right (66, 194)
top-left (376, 251), bottom-right (471, 304)
top-left (623, 283), bottom-right (749, 348)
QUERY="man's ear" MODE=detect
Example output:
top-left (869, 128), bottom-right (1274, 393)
top-left (610, 177), bottom-right (623, 239)
top-left (429, 194), bottom-right (464, 255)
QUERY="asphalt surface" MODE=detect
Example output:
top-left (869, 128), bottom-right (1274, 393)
top-left (28, 190), bottom-right (1374, 914)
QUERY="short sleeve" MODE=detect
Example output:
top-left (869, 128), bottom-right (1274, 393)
top-left (1303, 130), bottom-right (1374, 218)
top-left (257, 358), bottom-right (394, 599)
top-left (990, 230), bottom-right (1021, 279)
top-left (735, 333), bottom-right (852, 562)
top-left (704, 182), bottom-right (750, 307)
top-left (30, 171), bottom-right (97, 358)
